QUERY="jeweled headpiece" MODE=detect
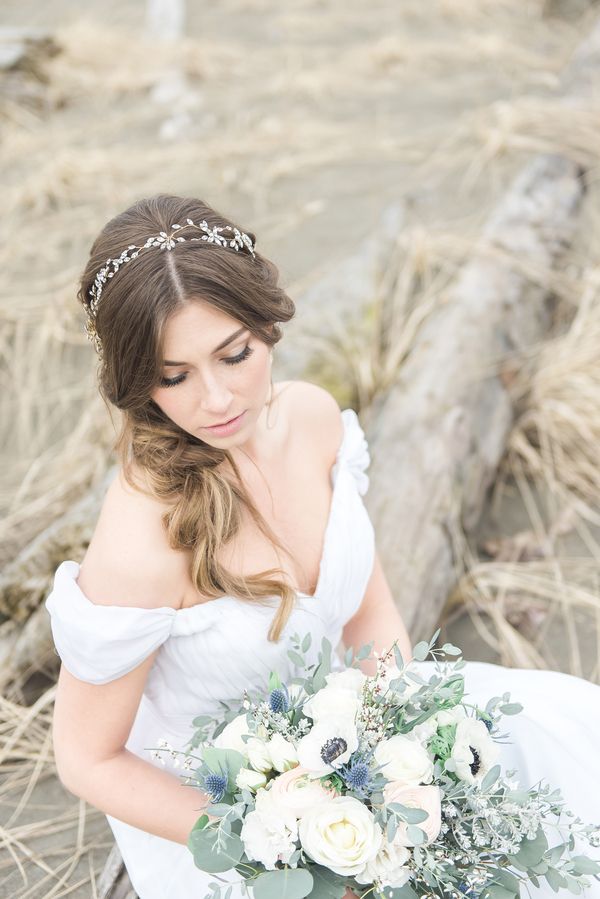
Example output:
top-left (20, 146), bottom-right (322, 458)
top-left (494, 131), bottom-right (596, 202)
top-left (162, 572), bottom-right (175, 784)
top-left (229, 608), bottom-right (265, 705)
top-left (84, 217), bottom-right (256, 355)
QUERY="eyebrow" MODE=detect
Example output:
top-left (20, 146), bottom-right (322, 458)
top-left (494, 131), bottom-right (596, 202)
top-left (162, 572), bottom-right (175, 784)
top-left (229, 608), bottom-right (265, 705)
top-left (163, 327), bottom-right (248, 366)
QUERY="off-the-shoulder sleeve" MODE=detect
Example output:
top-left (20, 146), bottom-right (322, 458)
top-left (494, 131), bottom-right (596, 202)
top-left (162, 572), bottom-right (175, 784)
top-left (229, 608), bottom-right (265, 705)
top-left (331, 408), bottom-right (371, 496)
top-left (45, 560), bottom-right (176, 685)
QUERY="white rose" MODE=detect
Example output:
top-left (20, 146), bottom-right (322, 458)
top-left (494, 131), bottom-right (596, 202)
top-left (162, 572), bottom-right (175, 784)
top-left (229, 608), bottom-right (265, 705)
top-left (213, 713), bottom-right (250, 755)
top-left (269, 766), bottom-right (335, 818)
top-left (303, 686), bottom-right (360, 723)
top-left (297, 718), bottom-right (359, 775)
top-left (383, 783), bottom-right (442, 846)
top-left (236, 766), bottom-right (267, 792)
top-left (246, 736), bottom-right (273, 774)
top-left (374, 734), bottom-right (434, 786)
top-left (267, 733), bottom-right (299, 773)
top-left (240, 789), bottom-right (298, 870)
top-left (325, 668), bottom-right (367, 694)
top-left (449, 719), bottom-right (499, 785)
top-left (355, 840), bottom-right (411, 888)
top-left (299, 796), bottom-right (382, 877)
top-left (436, 705), bottom-right (466, 727)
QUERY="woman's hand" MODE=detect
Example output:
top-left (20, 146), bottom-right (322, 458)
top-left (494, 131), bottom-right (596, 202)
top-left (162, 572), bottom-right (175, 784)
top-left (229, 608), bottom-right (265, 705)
top-left (343, 889), bottom-right (359, 899)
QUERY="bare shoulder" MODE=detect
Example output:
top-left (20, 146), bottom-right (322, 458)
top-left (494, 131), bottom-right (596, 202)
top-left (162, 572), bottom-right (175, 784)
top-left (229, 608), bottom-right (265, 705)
top-left (281, 380), bottom-right (344, 464)
top-left (77, 466), bottom-right (186, 611)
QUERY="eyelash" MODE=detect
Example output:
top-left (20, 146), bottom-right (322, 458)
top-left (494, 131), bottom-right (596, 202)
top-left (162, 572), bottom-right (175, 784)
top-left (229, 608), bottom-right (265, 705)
top-left (159, 345), bottom-right (254, 388)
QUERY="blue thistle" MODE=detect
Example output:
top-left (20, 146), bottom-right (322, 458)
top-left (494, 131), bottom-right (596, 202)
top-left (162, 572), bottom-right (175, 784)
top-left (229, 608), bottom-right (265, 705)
top-left (204, 772), bottom-right (228, 802)
top-left (344, 761), bottom-right (370, 790)
top-left (338, 750), bottom-right (377, 797)
top-left (458, 883), bottom-right (478, 897)
top-left (269, 684), bottom-right (290, 714)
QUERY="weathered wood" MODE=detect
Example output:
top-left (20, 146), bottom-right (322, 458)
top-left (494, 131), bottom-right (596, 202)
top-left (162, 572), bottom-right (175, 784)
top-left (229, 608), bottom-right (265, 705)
top-left (97, 844), bottom-right (138, 899)
top-left (366, 153), bottom-right (584, 640)
top-left (0, 469), bottom-right (115, 690)
top-left (362, 15), bottom-right (600, 640)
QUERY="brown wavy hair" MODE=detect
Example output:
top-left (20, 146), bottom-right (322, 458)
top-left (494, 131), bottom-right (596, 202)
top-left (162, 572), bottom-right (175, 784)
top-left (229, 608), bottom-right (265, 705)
top-left (78, 194), bottom-right (297, 640)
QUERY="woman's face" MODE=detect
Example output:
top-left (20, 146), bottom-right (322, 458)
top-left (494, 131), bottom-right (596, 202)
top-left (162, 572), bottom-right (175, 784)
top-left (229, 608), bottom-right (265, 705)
top-left (150, 300), bottom-right (272, 448)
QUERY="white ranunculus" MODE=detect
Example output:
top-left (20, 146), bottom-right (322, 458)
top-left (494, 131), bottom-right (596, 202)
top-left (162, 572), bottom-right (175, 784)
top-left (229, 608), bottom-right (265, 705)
top-left (302, 686), bottom-right (360, 723)
top-left (246, 736), bottom-right (273, 774)
top-left (213, 713), bottom-right (250, 755)
top-left (296, 718), bottom-right (359, 775)
top-left (235, 766), bottom-right (267, 792)
top-left (269, 766), bottom-right (334, 818)
top-left (267, 733), bottom-right (299, 773)
top-left (375, 733), bottom-right (434, 786)
top-left (449, 718), bottom-right (499, 785)
top-left (240, 788), bottom-right (298, 870)
top-left (355, 839), bottom-right (411, 888)
top-left (299, 796), bottom-right (382, 877)
top-left (325, 668), bottom-right (367, 694)
top-left (383, 783), bottom-right (442, 846)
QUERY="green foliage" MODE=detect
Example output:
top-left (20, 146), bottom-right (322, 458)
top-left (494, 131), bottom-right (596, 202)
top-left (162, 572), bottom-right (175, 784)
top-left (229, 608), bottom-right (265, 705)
top-left (252, 867), bottom-right (314, 899)
top-left (188, 823), bottom-right (243, 874)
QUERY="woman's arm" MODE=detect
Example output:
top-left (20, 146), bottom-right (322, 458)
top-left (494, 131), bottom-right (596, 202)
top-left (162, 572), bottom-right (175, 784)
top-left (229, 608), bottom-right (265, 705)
top-left (342, 551), bottom-right (412, 675)
top-left (53, 660), bottom-right (209, 845)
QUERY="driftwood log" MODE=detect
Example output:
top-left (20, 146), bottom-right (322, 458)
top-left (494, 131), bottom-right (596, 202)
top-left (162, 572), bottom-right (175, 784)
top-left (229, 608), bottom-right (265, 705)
top-left (366, 152), bottom-right (583, 640)
top-left (364, 15), bottom-right (600, 640)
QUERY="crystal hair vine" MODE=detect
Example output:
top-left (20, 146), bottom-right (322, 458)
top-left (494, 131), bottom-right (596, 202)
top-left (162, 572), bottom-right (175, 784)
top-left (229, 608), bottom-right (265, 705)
top-left (84, 218), bottom-right (256, 355)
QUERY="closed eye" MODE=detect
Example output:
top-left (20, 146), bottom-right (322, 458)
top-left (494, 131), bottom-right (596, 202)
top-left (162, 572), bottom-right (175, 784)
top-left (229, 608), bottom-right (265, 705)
top-left (159, 344), bottom-right (254, 388)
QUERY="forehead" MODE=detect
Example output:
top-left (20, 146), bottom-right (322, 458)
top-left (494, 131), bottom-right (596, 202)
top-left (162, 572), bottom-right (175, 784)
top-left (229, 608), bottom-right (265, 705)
top-left (161, 301), bottom-right (244, 353)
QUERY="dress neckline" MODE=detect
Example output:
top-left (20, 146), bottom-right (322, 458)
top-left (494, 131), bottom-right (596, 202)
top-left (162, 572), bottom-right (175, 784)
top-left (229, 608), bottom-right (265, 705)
top-left (64, 409), bottom-right (358, 619)
top-left (177, 410), bottom-right (353, 614)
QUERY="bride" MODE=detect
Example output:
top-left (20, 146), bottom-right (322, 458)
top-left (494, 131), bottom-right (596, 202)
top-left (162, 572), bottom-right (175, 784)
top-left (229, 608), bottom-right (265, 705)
top-left (45, 194), bottom-right (600, 899)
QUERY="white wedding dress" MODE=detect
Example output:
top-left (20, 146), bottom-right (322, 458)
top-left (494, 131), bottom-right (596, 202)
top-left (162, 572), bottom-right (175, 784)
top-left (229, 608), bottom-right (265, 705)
top-left (45, 409), bottom-right (600, 899)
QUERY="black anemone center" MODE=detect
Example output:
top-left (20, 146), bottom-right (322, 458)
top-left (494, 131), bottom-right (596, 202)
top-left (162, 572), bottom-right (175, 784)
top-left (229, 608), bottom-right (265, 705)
top-left (321, 737), bottom-right (348, 764)
top-left (469, 746), bottom-right (481, 776)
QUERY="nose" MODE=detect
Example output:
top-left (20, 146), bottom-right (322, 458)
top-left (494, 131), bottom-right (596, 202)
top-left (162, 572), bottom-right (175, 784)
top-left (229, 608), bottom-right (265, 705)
top-left (198, 373), bottom-right (234, 416)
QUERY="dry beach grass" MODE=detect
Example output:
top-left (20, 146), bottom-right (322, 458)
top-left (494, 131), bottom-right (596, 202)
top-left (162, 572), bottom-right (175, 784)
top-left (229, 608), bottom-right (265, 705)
top-left (1, 0), bottom-right (600, 894)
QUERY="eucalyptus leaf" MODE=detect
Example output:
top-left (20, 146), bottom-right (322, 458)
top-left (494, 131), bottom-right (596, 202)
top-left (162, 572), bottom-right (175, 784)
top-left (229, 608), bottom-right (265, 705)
top-left (481, 885), bottom-right (517, 899)
top-left (288, 650), bottom-right (306, 668)
top-left (387, 803), bottom-right (429, 825)
top-left (412, 641), bottom-right (429, 662)
top-left (545, 868), bottom-right (567, 892)
top-left (514, 828), bottom-right (548, 869)
top-left (499, 703), bottom-right (523, 715)
top-left (188, 826), bottom-right (243, 873)
top-left (481, 764), bottom-right (501, 791)
top-left (428, 628), bottom-right (441, 648)
top-left (306, 865), bottom-right (346, 899)
top-left (393, 645), bottom-right (405, 670)
top-left (252, 867), bottom-right (314, 899)
top-left (386, 884), bottom-right (419, 899)
top-left (302, 632), bottom-right (312, 652)
top-left (441, 643), bottom-right (462, 655)
top-left (406, 824), bottom-right (427, 844)
top-left (569, 855), bottom-right (600, 875)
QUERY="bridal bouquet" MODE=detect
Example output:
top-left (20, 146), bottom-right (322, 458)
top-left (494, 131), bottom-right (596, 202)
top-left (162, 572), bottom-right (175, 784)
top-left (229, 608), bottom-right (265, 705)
top-left (153, 633), bottom-right (599, 899)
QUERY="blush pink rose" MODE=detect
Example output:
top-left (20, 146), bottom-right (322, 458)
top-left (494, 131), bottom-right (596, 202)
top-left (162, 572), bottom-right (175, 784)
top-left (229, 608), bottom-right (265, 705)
top-left (383, 783), bottom-right (442, 846)
top-left (268, 766), bottom-right (336, 819)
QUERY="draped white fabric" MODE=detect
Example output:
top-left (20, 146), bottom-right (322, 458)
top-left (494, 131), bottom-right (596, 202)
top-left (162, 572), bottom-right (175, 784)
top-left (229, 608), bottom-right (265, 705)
top-left (44, 408), bottom-right (600, 898)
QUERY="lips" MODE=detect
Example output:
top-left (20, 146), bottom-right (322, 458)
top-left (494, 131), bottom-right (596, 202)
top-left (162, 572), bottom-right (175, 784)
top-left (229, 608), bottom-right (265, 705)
top-left (206, 412), bottom-right (241, 428)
